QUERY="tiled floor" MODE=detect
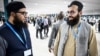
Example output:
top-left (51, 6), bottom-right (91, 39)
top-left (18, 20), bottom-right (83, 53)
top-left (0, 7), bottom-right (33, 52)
top-left (28, 23), bottom-right (100, 56)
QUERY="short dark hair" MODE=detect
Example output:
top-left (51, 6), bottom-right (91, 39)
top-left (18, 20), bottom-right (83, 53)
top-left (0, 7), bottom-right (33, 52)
top-left (57, 11), bottom-right (64, 20)
top-left (68, 1), bottom-right (83, 12)
top-left (6, 1), bottom-right (26, 17)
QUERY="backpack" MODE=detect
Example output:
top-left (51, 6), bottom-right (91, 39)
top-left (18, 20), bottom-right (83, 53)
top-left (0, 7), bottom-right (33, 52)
top-left (37, 19), bottom-right (44, 29)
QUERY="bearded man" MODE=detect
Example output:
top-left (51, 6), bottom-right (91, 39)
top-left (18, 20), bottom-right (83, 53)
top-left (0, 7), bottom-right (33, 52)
top-left (0, 1), bottom-right (33, 56)
top-left (53, 1), bottom-right (98, 56)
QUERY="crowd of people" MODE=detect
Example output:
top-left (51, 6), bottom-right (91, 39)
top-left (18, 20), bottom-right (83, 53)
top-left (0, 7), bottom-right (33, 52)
top-left (35, 16), bottom-right (50, 39)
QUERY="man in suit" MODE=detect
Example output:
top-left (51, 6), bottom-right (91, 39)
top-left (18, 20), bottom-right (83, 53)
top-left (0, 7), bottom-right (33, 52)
top-left (0, 1), bottom-right (33, 56)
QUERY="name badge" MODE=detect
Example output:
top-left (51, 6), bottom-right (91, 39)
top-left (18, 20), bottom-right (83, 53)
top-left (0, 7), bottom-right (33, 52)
top-left (24, 49), bottom-right (32, 56)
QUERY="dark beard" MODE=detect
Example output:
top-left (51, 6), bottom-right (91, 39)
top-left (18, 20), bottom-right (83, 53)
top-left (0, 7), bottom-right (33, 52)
top-left (67, 14), bottom-right (80, 27)
top-left (13, 15), bottom-right (27, 28)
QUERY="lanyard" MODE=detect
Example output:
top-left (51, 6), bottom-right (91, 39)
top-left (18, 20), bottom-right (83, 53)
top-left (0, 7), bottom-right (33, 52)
top-left (71, 23), bottom-right (81, 38)
top-left (5, 22), bottom-right (28, 48)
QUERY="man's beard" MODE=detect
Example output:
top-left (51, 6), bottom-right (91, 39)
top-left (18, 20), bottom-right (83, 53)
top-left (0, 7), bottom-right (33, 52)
top-left (67, 14), bottom-right (80, 27)
top-left (13, 15), bottom-right (27, 28)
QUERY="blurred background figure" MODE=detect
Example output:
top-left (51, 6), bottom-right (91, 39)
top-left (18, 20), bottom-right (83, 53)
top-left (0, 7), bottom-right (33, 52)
top-left (48, 11), bottom-right (65, 52)
top-left (43, 16), bottom-right (49, 37)
top-left (35, 16), bottom-right (44, 39)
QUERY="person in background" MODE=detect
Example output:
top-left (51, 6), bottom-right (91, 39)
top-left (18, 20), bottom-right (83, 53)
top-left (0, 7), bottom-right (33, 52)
top-left (32, 17), bottom-right (35, 26)
top-left (48, 11), bottom-right (65, 52)
top-left (98, 19), bottom-right (100, 32)
top-left (53, 1), bottom-right (97, 56)
top-left (0, 19), bottom-right (4, 27)
top-left (0, 1), bottom-right (33, 56)
top-left (43, 16), bottom-right (49, 37)
top-left (35, 16), bottom-right (44, 39)
top-left (0, 17), bottom-right (5, 27)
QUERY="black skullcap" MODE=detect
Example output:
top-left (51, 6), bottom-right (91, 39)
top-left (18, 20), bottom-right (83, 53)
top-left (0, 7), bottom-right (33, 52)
top-left (68, 1), bottom-right (83, 12)
top-left (6, 1), bottom-right (26, 17)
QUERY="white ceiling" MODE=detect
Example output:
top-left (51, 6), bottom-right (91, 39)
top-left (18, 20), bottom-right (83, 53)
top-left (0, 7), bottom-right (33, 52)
top-left (0, 0), bottom-right (100, 15)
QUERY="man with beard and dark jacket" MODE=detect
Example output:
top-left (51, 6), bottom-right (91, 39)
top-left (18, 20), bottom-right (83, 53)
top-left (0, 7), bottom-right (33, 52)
top-left (0, 1), bottom-right (33, 56)
top-left (53, 1), bottom-right (97, 56)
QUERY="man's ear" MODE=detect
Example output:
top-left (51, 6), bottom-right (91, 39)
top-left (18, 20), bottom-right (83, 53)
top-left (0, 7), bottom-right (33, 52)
top-left (11, 12), bottom-right (15, 16)
top-left (79, 11), bottom-right (82, 15)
